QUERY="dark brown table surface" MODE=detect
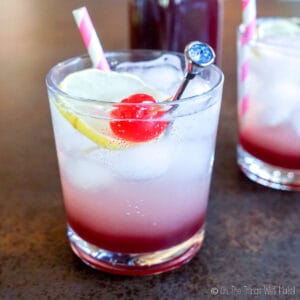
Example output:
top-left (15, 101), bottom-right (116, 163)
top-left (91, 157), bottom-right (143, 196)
top-left (1, 0), bottom-right (300, 299)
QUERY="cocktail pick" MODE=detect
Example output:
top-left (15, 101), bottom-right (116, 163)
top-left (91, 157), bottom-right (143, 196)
top-left (172, 41), bottom-right (216, 101)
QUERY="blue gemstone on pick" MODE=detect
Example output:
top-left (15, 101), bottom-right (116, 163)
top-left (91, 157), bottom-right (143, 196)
top-left (187, 42), bottom-right (215, 66)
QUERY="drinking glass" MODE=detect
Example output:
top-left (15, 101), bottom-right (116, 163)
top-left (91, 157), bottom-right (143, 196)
top-left (46, 50), bottom-right (224, 275)
top-left (237, 17), bottom-right (300, 190)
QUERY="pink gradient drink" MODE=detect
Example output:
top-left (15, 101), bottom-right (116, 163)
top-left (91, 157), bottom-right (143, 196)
top-left (46, 50), bottom-right (223, 275)
top-left (240, 124), bottom-right (300, 170)
top-left (237, 18), bottom-right (300, 190)
top-left (61, 158), bottom-right (208, 254)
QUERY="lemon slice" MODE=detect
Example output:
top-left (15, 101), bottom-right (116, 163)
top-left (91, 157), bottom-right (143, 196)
top-left (53, 101), bottom-right (129, 150)
top-left (257, 18), bottom-right (300, 39)
top-left (54, 69), bottom-right (165, 150)
top-left (251, 19), bottom-right (300, 57)
top-left (60, 69), bottom-right (165, 102)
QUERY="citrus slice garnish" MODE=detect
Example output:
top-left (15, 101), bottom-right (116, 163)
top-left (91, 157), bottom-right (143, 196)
top-left (53, 101), bottom-right (130, 150)
top-left (257, 18), bottom-right (300, 39)
top-left (251, 19), bottom-right (300, 57)
top-left (54, 69), bottom-right (166, 150)
top-left (59, 69), bottom-right (165, 102)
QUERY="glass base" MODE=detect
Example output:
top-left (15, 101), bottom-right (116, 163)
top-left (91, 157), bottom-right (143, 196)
top-left (67, 225), bottom-right (205, 276)
top-left (237, 145), bottom-right (300, 191)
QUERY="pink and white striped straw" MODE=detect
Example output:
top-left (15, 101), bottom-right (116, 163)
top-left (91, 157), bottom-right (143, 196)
top-left (240, 0), bottom-right (256, 115)
top-left (241, 0), bottom-right (256, 45)
top-left (72, 7), bottom-right (110, 71)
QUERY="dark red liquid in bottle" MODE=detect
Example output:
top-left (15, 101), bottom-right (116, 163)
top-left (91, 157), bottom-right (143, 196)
top-left (129, 0), bottom-right (223, 65)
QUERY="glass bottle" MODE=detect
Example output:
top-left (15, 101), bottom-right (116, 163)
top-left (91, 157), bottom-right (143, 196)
top-left (129, 0), bottom-right (223, 65)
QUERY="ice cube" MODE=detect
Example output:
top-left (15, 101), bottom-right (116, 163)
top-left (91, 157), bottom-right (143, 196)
top-left (49, 100), bottom-right (96, 153)
top-left (258, 81), bottom-right (300, 127)
top-left (116, 54), bottom-right (183, 97)
top-left (62, 156), bottom-right (113, 189)
top-left (180, 76), bottom-right (211, 99)
top-left (112, 140), bottom-right (173, 180)
top-left (248, 45), bottom-right (300, 126)
top-left (172, 140), bottom-right (214, 180)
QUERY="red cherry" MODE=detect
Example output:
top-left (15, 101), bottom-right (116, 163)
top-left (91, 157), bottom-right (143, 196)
top-left (109, 93), bottom-right (168, 142)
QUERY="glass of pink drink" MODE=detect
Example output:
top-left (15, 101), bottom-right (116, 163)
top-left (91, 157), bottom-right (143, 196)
top-left (46, 50), bottom-right (223, 275)
top-left (237, 17), bottom-right (300, 190)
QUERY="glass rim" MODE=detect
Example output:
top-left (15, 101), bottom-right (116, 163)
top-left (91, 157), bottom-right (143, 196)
top-left (238, 17), bottom-right (300, 52)
top-left (45, 51), bottom-right (224, 108)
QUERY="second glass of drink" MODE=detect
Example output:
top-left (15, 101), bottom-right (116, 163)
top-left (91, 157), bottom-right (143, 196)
top-left (237, 17), bottom-right (300, 190)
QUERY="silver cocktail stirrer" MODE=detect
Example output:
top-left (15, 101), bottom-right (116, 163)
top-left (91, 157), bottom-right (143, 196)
top-left (172, 41), bottom-right (216, 101)
top-left (163, 41), bottom-right (215, 135)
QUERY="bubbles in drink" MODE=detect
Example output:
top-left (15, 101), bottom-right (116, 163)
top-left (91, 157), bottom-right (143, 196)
top-left (172, 100), bottom-right (221, 140)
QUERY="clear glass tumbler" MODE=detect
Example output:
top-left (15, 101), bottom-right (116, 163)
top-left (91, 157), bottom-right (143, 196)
top-left (46, 50), bottom-right (224, 275)
top-left (237, 17), bottom-right (300, 191)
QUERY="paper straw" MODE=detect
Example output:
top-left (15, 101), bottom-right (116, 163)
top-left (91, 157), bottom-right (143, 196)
top-left (73, 7), bottom-right (110, 71)
top-left (241, 0), bottom-right (256, 45)
top-left (240, 0), bottom-right (256, 115)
